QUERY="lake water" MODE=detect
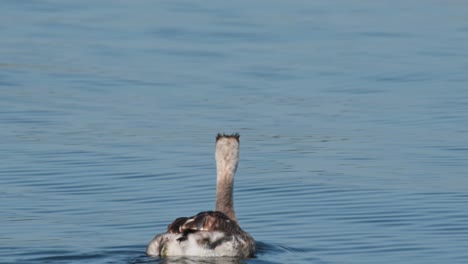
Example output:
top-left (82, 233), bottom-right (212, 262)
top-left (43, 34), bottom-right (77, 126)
top-left (1, 0), bottom-right (468, 263)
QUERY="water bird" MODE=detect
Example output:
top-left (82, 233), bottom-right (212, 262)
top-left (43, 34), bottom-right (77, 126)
top-left (146, 133), bottom-right (256, 258)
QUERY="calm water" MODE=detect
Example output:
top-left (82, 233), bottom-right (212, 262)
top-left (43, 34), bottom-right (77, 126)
top-left (1, 1), bottom-right (468, 263)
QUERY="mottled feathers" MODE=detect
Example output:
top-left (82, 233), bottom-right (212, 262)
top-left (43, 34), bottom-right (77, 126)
top-left (147, 211), bottom-right (255, 258)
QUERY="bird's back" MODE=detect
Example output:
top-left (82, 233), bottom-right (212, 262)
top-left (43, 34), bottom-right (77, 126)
top-left (146, 211), bottom-right (255, 258)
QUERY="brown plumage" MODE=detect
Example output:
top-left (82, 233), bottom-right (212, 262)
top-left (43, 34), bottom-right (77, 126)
top-left (170, 211), bottom-right (242, 236)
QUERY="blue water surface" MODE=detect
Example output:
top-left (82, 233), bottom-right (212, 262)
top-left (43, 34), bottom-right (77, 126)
top-left (1, 1), bottom-right (468, 263)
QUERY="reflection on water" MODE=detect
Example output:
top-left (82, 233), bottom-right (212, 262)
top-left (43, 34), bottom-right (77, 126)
top-left (2, 0), bottom-right (468, 264)
top-left (155, 256), bottom-right (246, 264)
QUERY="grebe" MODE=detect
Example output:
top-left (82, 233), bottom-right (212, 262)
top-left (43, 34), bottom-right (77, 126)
top-left (146, 133), bottom-right (256, 258)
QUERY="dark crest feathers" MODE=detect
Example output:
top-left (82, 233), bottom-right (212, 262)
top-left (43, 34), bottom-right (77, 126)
top-left (216, 133), bottom-right (240, 142)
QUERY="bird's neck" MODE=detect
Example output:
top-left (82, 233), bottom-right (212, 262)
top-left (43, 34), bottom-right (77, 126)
top-left (215, 138), bottom-right (239, 222)
top-left (216, 171), bottom-right (236, 222)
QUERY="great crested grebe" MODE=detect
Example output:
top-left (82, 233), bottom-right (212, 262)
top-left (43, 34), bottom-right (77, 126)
top-left (146, 133), bottom-right (255, 258)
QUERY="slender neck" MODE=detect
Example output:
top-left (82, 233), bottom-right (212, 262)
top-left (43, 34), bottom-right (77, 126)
top-left (215, 137), bottom-right (239, 222)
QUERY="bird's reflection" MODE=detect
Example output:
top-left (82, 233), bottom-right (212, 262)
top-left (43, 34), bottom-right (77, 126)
top-left (157, 256), bottom-right (246, 264)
